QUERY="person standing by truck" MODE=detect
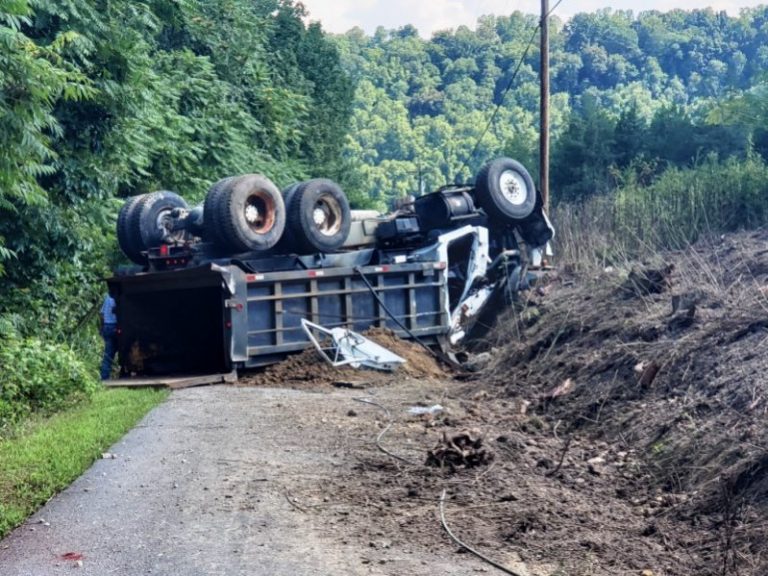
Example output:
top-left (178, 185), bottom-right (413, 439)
top-left (99, 291), bottom-right (118, 380)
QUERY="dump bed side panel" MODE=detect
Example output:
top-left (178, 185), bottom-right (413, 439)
top-left (243, 262), bottom-right (448, 367)
top-left (109, 261), bottom-right (449, 375)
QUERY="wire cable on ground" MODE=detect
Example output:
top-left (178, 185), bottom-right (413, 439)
top-left (456, 0), bottom-right (566, 176)
top-left (353, 397), bottom-right (418, 466)
top-left (283, 489), bottom-right (307, 513)
top-left (439, 489), bottom-right (524, 576)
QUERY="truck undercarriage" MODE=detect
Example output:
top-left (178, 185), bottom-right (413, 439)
top-left (108, 157), bottom-right (554, 377)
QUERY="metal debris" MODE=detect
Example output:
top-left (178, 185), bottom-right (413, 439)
top-left (408, 404), bottom-right (444, 416)
top-left (301, 319), bottom-right (406, 371)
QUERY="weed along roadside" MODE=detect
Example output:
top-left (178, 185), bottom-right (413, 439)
top-left (0, 388), bottom-right (168, 538)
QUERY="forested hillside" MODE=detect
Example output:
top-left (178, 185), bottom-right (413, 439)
top-left (335, 7), bottom-right (768, 211)
top-left (0, 0), bottom-right (351, 426)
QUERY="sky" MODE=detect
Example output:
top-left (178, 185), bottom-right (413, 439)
top-left (299, 0), bottom-right (768, 37)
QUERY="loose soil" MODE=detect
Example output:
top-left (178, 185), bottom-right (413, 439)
top-left (245, 230), bottom-right (768, 576)
top-left (238, 327), bottom-right (448, 389)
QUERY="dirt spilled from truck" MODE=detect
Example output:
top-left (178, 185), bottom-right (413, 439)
top-left (238, 327), bottom-right (448, 389)
top-left (273, 230), bottom-right (768, 576)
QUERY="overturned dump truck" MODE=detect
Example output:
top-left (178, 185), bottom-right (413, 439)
top-left (108, 158), bottom-right (554, 377)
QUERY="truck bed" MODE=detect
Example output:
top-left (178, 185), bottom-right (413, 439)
top-left (109, 255), bottom-right (449, 376)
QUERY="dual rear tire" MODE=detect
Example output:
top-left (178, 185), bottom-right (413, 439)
top-left (117, 191), bottom-right (189, 265)
top-left (279, 179), bottom-right (351, 254)
top-left (203, 175), bottom-right (286, 253)
top-left (202, 175), bottom-right (351, 255)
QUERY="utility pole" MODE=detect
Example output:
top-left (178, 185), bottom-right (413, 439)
top-left (540, 0), bottom-right (550, 213)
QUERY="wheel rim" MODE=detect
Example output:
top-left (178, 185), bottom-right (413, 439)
top-left (156, 208), bottom-right (186, 244)
top-left (244, 192), bottom-right (276, 234)
top-left (498, 169), bottom-right (529, 206)
top-left (312, 194), bottom-right (343, 237)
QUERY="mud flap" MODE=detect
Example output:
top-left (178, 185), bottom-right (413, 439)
top-left (226, 267), bottom-right (248, 363)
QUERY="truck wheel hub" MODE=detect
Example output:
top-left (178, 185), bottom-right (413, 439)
top-left (313, 197), bottom-right (342, 236)
top-left (245, 204), bottom-right (260, 223)
top-left (313, 207), bottom-right (327, 225)
top-left (242, 192), bottom-right (276, 234)
top-left (156, 210), bottom-right (186, 244)
top-left (499, 170), bottom-right (528, 206)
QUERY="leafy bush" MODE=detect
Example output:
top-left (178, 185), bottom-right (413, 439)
top-left (0, 332), bottom-right (99, 431)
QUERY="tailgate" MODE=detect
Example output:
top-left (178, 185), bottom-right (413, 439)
top-left (108, 265), bottom-right (237, 377)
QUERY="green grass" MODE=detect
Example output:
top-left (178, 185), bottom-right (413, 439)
top-left (0, 387), bottom-right (168, 538)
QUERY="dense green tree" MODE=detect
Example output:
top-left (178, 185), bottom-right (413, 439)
top-left (613, 102), bottom-right (647, 168)
top-left (566, 9), bottom-right (640, 58)
top-left (708, 82), bottom-right (768, 163)
top-left (0, 0), bottom-right (92, 274)
top-left (551, 96), bottom-right (617, 200)
top-left (0, 0), bottom-right (353, 332)
top-left (334, 5), bottom-right (768, 207)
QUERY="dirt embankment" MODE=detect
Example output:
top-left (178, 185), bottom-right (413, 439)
top-left (470, 230), bottom-right (768, 575)
top-left (234, 233), bottom-right (768, 576)
top-left (473, 231), bottom-right (768, 575)
top-left (242, 231), bottom-right (768, 575)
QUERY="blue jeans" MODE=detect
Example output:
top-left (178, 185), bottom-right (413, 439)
top-left (100, 324), bottom-right (118, 380)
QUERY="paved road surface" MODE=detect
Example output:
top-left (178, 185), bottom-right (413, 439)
top-left (0, 386), bottom-right (484, 576)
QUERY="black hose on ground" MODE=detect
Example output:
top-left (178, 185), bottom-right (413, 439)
top-left (352, 397), bottom-right (418, 466)
top-left (439, 489), bottom-right (524, 576)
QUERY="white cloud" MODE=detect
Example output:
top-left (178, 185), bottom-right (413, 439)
top-left (301, 0), bottom-right (768, 37)
top-left (301, 0), bottom-right (535, 36)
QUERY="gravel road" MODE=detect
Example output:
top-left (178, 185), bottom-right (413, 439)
top-left (0, 386), bottom-right (484, 576)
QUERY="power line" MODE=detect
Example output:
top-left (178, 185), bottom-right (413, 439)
top-left (546, 0), bottom-right (566, 19)
top-left (457, 0), bottom-right (565, 178)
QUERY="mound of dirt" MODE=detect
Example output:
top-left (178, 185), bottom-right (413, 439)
top-left (239, 328), bottom-right (448, 389)
top-left (476, 230), bottom-right (768, 574)
top-left (364, 328), bottom-right (448, 380)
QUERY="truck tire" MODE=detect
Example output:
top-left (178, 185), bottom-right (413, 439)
top-left (272, 182), bottom-right (303, 254)
top-left (136, 191), bottom-right (189, 249)
top-left (282, 182), bottom-right (302, 208)
top-left (475, 157), bottom-right (536, 222)
top-left (117, 195), bottom-right (148, 264)
top-left (207, 174), bottom-right (286, 252)
top-left (203, 177), bottom-right (237, 247)
top-left (285, 179), bottom-right (351, 254)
